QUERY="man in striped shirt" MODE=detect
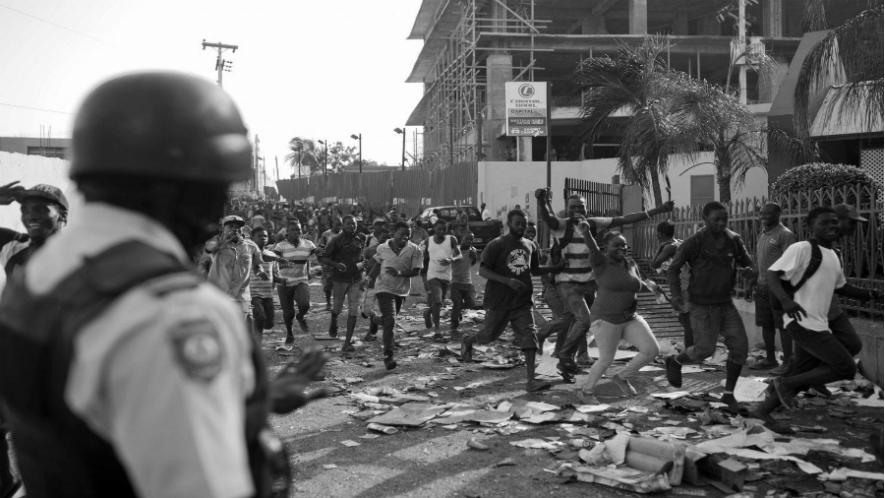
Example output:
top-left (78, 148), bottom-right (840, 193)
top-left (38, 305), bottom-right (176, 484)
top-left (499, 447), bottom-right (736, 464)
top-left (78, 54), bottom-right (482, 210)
top-left (250, 226), bottom-right (281, 341)
top-left (272, 220), bottom-right (317, 345)
top-left (536, 189), bottom-right (672, 378)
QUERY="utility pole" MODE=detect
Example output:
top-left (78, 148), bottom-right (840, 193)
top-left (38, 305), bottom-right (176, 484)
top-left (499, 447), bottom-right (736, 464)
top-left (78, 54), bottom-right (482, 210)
top-left (350, 133), bottom-right (362, 173)
top-left (737, 0), bottom-right (747, 105)
top-left (202, 39), bottom-right (238, 87)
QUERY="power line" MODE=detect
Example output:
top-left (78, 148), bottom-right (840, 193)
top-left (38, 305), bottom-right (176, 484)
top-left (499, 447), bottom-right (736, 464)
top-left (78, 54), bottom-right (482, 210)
top-left (0, 101), bottom-right (73, 115)
top-left (0, 3), bottom-right (111, 45)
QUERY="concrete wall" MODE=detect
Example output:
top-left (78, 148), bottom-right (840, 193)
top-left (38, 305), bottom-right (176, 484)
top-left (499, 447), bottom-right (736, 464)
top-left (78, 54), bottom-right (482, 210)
top-left (0, 137), bottom-right (72, 158)
top-left (734, 297), bottom-right (884, 387)
top-left (477, 152), bottom-right (770, 220)
top-left (0, 151), bottom-right (82, 230)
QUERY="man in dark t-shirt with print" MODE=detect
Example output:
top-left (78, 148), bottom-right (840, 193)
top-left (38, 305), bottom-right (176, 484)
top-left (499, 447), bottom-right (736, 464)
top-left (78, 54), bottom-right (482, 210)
top-left (461, 209), bottom-right (559, 392)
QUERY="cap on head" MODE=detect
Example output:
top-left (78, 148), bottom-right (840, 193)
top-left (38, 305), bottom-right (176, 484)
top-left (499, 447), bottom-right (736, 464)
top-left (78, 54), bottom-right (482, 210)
top-left (833, 204), bottom-right (868, 222)
top-left (70, 71), bottom-right (252, 183)
top-left (221, 215), bottom-right (246, 227)
top-left (18, 184), bottom-right (69, 210)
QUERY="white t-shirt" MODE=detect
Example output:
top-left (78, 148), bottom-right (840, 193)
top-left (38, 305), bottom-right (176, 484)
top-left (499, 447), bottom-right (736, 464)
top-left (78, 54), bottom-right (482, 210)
top-left (768, 241), bottom-right (845, 332)
top-left (426, 235), bottom-right (457, 281)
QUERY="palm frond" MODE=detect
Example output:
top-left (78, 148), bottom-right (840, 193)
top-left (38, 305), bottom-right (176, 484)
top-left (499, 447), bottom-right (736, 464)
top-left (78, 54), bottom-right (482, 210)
top-left (794, 4), bottom-right (884, 135)
top-left (802, 0), bottom-right (828, 31)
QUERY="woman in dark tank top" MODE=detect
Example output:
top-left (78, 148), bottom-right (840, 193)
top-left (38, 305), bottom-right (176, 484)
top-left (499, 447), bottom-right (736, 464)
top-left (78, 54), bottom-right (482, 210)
top-left (574, 224), bottom-right (660, 404)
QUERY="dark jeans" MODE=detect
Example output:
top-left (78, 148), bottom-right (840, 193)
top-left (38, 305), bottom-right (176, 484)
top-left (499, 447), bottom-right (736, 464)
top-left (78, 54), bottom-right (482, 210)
top-left (251, 296), bottom-right (275, 332)
top-left (557, 281), bottom-right (597, 360)
top-left (474, 306), bottom-right (539, 351)
top-left (377, 292), bottom-right (406, 358)
top-left (450, 283), bottom-right (476, 328)
top-left (678, 312), bottom-right (694, 349)
top-left (681, 302), bottom-right (748, 365)
top-left (781, 319), bottom-right (858, 391)
top-left (277, 283), bottom-right (310, 331)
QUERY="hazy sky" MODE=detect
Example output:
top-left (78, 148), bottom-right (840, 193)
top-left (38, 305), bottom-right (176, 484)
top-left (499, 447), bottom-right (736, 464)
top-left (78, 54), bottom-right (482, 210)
top-left (0, 0), bottom-right (424, 177)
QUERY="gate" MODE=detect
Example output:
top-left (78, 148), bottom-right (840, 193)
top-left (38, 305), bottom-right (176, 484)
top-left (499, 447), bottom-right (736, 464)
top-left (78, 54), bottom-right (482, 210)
top-left (563, 178), bottom-right (623, 216)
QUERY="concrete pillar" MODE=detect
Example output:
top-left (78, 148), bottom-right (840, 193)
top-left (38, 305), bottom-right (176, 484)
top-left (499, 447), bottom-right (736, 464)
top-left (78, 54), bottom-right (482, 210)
top-left (484, 53), bottom-right (513, 161)
top-left (519, 137), bottom-right (533, 161)
top-left (581, 16), bottom-right (608, 34)
top-left (762, 0), bottom-right (783, 38)
top-left (628, 0), bottom-right (647, 34)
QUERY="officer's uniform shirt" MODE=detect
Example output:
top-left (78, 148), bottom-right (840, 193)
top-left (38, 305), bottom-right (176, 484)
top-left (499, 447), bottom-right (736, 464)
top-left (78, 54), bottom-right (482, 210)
top-left (24, 202), bottom-right (256, 498)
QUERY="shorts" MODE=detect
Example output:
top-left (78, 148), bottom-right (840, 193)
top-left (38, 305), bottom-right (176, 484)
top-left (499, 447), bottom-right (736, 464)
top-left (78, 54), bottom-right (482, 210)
top-left (754, 284), bottom-right (783, 329)
top-left (475, 306), bottom-right (539, 351)
top-left (427, 278), bottom-right (450, 306)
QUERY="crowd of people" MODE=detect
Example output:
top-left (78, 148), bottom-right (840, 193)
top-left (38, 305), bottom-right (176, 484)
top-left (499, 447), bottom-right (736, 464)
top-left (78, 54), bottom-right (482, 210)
top-left (0, 72), bottom-right (878, 497)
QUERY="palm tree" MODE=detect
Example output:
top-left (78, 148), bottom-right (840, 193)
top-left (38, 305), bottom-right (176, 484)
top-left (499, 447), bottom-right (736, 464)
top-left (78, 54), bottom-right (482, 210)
top-left (285, 137), bottom-right (321, 177)
top-left (794, 3), bottom-right (883, 137)
top-left (576, 37), bottom-right (699, 205)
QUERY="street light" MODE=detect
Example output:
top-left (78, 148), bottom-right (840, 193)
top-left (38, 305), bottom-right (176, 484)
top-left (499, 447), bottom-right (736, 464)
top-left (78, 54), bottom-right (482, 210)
top-left (350, 133), bottom-right (362, 174)
top-left (394, 127), bottom-right (406, 171)
top-left (317, 139), bottom-right (328, 177)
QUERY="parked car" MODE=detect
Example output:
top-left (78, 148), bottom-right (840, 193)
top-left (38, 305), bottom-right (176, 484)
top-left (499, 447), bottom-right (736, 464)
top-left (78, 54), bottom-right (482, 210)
top-left (415, 205), bottom-right (502, 249)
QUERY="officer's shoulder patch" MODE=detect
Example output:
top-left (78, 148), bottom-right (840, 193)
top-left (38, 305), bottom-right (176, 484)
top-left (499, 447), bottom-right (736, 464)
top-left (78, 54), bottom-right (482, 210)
top-left (169, 320), bottom-right (225, 382)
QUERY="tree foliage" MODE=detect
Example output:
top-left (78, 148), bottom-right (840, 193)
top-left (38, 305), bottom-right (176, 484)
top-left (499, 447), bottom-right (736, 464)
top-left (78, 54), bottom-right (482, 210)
top-left (285, 137), bottom-right (360, 177)
top-left (576, 37), bottom-right (700, 205)
top-left (575, 37), bottom-right (796, 204)
top-left (770, 162), bottom-right (881, 198)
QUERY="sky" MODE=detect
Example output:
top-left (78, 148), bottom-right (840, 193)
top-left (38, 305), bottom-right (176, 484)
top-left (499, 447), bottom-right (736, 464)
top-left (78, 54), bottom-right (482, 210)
top-left (0, 0), bottom-right (425, 178)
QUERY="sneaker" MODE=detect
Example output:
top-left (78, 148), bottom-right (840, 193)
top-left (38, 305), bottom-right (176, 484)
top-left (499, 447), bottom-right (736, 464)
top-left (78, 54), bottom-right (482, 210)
top-left (423, 309), bottom-right (432, 329)
top-left (772, 378), bottom-right (797, 410)
top-left (384, 357), bottom-right (397, 371)
top-left (297, 318), bottom-right (309, 333)
top-left (769, 362), bottom-right (791, 376)
top-left (341, 342), bottom-right (355, 353)
top-left (576, 356), bottom-right (594, 368)
top-left (610, 374), bottom-right (638, 397)
top-left (665, 355), bottom-right (683, 388)
top-left (432, 333), bottom-right (448, 343)
top-left (526, 379), bottom-right (552, 392)
top-left (328, 323), bottom-right (338, 338)
top-left (750, 358), bottom-right (778, 370)
top-left (284, 334), bottom-right (295, 346)
top-left (809, 384), bottom-right (832, 398)
top-left (363, 332), bottom-right (377, 342)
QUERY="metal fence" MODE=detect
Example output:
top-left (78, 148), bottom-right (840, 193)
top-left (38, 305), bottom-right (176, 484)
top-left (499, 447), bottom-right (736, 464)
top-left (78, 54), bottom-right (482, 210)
top-left (276, 161), bottom-right (478, 215)
top-left (630, 183), bottom-right (883, 317)
top-left (563, 178), bottom-right (624, 216)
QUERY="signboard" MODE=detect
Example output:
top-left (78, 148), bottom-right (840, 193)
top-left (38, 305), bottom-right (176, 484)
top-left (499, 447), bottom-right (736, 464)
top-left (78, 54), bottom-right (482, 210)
top-left (505, 81), bottom-right (547, 137)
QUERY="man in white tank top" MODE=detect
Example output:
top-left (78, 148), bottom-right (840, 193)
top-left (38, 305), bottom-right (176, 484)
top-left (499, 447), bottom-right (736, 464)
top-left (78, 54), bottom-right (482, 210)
top-left (422, 219), bottom-right (461, 341)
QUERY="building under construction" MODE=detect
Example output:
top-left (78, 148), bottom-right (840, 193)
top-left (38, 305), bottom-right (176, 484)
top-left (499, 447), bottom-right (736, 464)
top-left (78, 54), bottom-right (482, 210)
top-left (405, 0), bottom-right (869, 172)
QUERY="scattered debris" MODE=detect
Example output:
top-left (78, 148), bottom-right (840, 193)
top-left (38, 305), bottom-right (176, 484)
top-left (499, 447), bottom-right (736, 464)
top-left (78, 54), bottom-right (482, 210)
top-left (467, 438), bottom-right (490, 451)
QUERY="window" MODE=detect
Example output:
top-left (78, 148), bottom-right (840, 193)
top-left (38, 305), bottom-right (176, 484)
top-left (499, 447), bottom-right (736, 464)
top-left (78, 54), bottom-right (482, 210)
top-left (690, 175), bottom-right (715, 206)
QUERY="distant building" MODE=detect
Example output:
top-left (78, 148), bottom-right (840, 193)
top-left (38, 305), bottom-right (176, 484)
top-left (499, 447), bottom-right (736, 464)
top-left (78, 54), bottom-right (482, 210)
top-left (0, 136), bottom-right (72, 159)
top-left (404, 0), bottom-right (875, 209)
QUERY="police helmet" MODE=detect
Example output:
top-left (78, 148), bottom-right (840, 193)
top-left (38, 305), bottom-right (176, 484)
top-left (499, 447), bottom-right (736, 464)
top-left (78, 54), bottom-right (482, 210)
top-left (70, 71), bottom-right (252, 183)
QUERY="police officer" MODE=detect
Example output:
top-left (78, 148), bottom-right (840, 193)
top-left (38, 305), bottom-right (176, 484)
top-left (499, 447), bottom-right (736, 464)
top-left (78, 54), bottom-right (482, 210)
top-left (0, 72), bottom-right (326, 498)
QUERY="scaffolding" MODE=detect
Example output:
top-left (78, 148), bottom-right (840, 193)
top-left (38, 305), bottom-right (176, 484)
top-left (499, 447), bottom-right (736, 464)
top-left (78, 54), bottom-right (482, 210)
top-left (417, 0), bottom-right (545, 170)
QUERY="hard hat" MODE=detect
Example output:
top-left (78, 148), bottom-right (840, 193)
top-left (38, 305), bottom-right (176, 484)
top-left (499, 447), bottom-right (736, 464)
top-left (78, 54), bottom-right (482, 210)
top-left (70, 71), bottom-right (252, 183)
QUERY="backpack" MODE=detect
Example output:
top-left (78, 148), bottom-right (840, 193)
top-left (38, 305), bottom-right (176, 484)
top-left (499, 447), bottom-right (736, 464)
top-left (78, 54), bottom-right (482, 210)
top-left (781, 240), bottom-right (833, 298)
